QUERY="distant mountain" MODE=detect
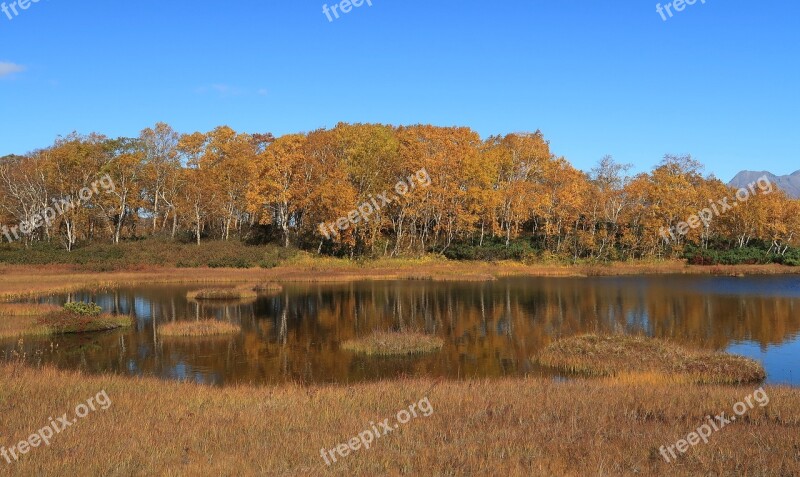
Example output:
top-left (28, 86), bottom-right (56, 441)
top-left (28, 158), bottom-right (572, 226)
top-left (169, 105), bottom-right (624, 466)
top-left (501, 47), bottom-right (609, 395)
top-left (729, 170), bottom-right (800, 198)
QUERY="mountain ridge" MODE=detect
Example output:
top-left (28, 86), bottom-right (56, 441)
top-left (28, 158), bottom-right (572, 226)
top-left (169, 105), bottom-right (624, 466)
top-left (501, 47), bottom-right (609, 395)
top-left (729, 170), bottom-right (800, 198)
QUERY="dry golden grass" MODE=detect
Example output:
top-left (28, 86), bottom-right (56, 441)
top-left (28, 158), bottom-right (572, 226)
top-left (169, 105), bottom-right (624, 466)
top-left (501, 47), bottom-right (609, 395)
top-left (0, 316), bottom-right (51, 339)
top-left (538, 334), bottom-right (767, 384)
top-left (342, 332), bottom-right (444, 356)
top-left (0, 303), bottom-right (61, 317)
top-left (186, 287), bottom-right (258, 300)
top-left (159, 320), bottom-right (241, 337)
top-left (0, 363), bottom-right (798, 476)
top-left (0, 304), bottom-right (63, 338)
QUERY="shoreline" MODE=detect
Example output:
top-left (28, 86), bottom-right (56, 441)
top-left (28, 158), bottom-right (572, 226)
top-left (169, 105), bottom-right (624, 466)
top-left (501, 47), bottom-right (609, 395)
top-left (1, 260), bottom-right (797, 301)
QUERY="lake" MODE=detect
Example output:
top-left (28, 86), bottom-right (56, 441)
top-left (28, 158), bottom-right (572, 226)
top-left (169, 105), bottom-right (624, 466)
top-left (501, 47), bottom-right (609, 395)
top-left (3, 276), bottom-right (799, 386)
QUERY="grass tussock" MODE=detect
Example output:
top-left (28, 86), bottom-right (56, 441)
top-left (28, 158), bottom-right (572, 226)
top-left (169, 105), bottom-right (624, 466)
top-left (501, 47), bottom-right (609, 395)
top-left (342, 332), bottom-right (444, 356)
top-left (0, 364), bottom-right (798, 476)
top-left (251, 282), bottom-right (283, 293)
top-left (36, 310), bottom-right (132, 335)
top-left (537, 334), bottom-right (766, 384)
top-left (159, 320), bottom-right (241, 337)
top-left (186, 287), bottom-right (258, 301)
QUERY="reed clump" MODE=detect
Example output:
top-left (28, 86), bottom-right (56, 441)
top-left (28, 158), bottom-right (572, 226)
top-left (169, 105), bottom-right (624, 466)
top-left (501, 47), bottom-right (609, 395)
top-left (186, 288), bottom-right (258, 300)
top-left (252, 282), bottom-right (283, 293)
top-left (159, 320), bottom-right (241, 337)
top-left (342, 332), bottom-right (444, 356)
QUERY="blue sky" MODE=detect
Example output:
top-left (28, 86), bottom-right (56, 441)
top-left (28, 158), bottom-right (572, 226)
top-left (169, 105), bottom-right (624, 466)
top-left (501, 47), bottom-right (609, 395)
top-left (0, 0), bottom-right (798, 180)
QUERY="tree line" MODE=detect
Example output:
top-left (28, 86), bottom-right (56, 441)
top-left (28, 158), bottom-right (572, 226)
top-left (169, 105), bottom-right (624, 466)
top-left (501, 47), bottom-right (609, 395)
top-left (1, 122), bottom-right (798, 261)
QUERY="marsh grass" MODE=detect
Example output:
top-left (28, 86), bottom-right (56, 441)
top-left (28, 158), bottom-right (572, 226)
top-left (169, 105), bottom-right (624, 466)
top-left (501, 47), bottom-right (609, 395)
top-left (0, 265), bottom-right (798, 475)
top-left (186, 287), bottom-right (258, 300)
top-left (0, 315), bottom-right (51, 339)
top-left (342, 332), bottom-right (444, 356)
top-left (537, 334), bottom-right (766, 384)
top-left (159, 320), bottom-right (241, 337)
top-left (0, 364), bottom-right (798, 476)
top-left (0, 303), bottom-right (61, 317)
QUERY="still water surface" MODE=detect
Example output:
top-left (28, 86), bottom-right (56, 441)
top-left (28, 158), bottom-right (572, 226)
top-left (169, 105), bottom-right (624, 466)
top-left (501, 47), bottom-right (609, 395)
top-left (3, 276), bottom-right (799, 386)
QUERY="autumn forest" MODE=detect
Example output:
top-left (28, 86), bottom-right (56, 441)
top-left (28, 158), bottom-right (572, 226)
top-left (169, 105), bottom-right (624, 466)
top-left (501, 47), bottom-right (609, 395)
top-left (1, 122), bottom-right (798, 263)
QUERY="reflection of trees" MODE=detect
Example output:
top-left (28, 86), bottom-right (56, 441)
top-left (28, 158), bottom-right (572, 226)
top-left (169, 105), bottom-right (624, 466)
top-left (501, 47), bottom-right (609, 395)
top-left (13, 280), bottom-right (800, 385)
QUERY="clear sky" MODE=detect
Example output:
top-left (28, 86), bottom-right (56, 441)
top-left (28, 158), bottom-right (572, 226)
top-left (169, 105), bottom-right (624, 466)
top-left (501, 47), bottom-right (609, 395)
top-left (1, 0), bottom-right (797, 181)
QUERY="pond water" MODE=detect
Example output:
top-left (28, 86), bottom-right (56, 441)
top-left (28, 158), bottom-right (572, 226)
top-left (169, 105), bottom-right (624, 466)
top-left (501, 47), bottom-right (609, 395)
top-left (2, 276), bottom-right (799, 386)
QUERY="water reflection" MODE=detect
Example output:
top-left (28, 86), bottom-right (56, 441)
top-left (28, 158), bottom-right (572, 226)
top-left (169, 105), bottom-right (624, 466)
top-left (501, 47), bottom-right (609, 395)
top-left (2, 276), bottom-right (799, 386)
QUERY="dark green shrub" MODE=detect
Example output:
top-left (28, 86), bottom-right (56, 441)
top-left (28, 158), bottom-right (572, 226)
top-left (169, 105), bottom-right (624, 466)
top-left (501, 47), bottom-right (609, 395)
top-left (63, 302), bottom-right (102, 316)
top-left (259, 259), bottom-right (279, 269)
top-left (443, 237), bottom-right (536, 261)
top-left (683, 244), bottom-right (799, 266)
top-left (207, 257), bottom-right (251, 268)
top-left (778, 248), bottom-right (800, 266)
top-left (0, 238), bottom-right (297, 269)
